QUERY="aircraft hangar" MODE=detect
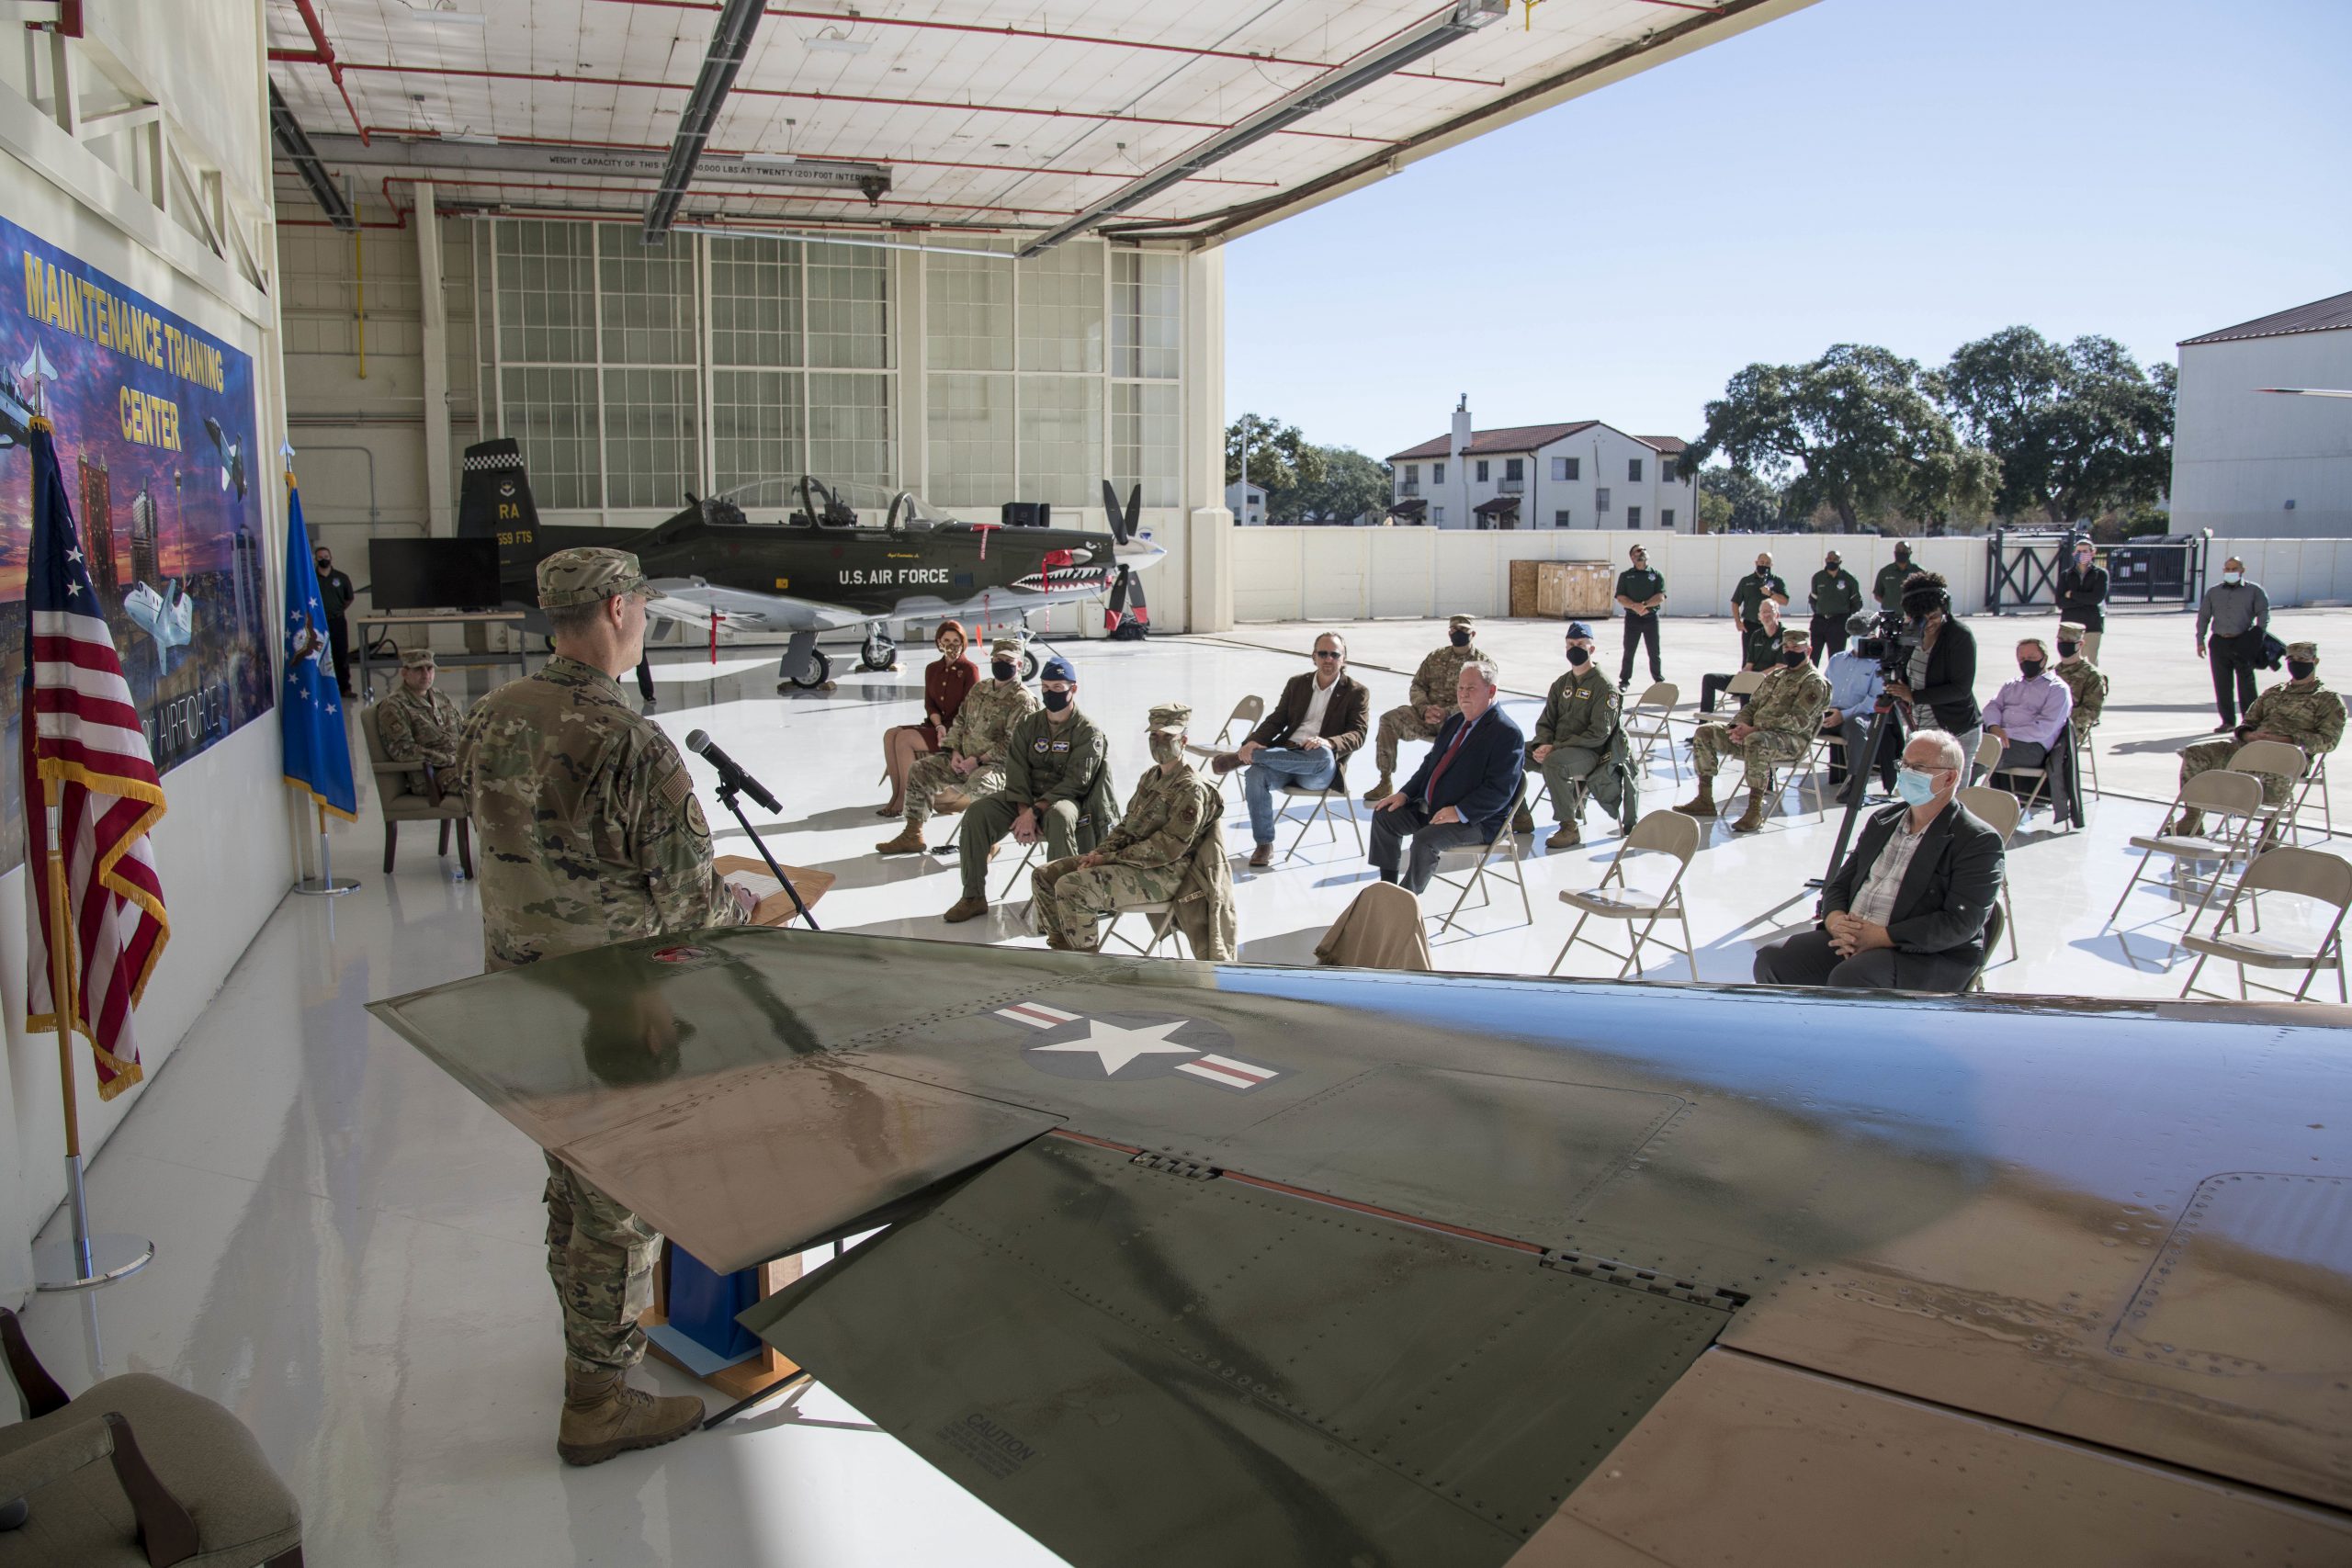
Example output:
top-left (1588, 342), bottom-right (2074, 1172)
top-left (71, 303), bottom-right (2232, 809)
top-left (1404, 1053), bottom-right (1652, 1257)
top-left (0, 4), bottom-right (2348, 1567)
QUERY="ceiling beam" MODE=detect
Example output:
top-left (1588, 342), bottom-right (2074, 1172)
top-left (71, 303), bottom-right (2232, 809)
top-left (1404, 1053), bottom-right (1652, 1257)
top-left (268, 82), bottom-right (355, 231)
top-left (301, 131), bottom-right (888, 195)
top-left (643, 0), bottom-right (776, 244)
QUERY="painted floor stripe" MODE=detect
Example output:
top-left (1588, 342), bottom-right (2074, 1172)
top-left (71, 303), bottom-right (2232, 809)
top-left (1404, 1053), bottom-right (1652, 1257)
top-left (1193, 1053), bottom-right (1275, 1080)
top-left (1174, 1061), bottom-right (1261, 1090)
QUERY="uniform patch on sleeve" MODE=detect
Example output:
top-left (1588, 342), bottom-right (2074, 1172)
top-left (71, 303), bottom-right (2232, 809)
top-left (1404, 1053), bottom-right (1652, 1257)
top-left (659, 756), bottom-right (691, 810)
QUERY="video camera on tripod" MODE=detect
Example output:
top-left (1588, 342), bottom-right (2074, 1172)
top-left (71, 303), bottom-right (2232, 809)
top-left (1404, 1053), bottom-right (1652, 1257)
top-left (1852, 608), bottom-right (1921, 685)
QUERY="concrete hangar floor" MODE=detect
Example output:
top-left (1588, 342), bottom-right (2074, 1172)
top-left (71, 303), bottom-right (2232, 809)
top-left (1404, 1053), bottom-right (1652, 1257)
top-left (16, 608), bottom-right (2351, 1566)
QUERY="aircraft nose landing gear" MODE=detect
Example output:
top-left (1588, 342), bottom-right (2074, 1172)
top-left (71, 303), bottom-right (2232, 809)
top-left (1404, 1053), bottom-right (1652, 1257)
top-left (859, 627), bottom-right (899, 671)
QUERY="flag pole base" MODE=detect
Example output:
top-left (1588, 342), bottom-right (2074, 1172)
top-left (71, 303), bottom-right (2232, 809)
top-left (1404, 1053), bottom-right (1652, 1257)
top-left (293, 876), bottom-right (360, 897)
top-left (34, 1232), bottom-right (153, 1291)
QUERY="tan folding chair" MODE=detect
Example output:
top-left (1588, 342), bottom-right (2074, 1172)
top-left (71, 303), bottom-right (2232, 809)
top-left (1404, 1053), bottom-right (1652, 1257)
top-left (1724, 669), bottom-right (1766, 705)
top-left (2075, 724), bottom-right (2102, 793)
top-left (1101, 900), bottom-right (1183, 957)
top-left (1428, 785), bottom-right (1533, 936)
top-left (2289, 752), bottom-right (2334, 842)
top-left (1549, 810), bottom-right (1700, 979)
top-left (1972, 731), bottom-right (2004, 780)
top-left (1184, 694), bottom-right (1265, 791)
top-left (2227, 739), bottom-right (2312, 849)
top-left (2178, 846), bottom-right (2352, 1002)
top-left (1955, 784), bottom-right (2021, 964)
top-left (1282, 780), bottom-right (1363, 863)
top-left (2105, 770), bottom-right (2267, 929)
top-left (1623, 682), bottom-right (1680, 783)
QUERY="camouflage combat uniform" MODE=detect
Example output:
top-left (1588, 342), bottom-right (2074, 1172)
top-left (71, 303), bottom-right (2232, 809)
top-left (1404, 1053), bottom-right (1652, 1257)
top-left (2176, 674), bottom-right (2345, 807)
top-left (379, 682), bottom-right (465, 796)
top-left (1373, 630), bottom-right (1498, 776)
top-left (1690, 657), bottom-right (1832, 791)
top-left (2055, 652), bottom-right (2108, 733)
top-left (960, 705), bottom-right (1113, 901)
top-left (1032, 761), bottom-right (1216, 952)
top-left (902, 675), bottom-right (1039, 826)
top-left (1530, 663), bottom-right (1622, 826)
top-left (458, 650), bottom-right (744, 1375)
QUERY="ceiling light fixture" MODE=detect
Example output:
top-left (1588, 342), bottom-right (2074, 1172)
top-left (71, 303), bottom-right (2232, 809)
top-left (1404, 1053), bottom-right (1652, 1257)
top-left (806, 30), bottom-right (872, 54)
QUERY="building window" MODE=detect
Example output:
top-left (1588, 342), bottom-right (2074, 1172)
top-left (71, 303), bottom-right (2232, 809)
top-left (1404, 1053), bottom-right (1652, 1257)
top-left (1405, 464), bottom-right (1419, 483)
top-left (1504, 457), bottom-right (1523, 480)
top-left (1628, 457), bottom-right (1644, 482)
top-left (1475, 460), bottom-right (1489, 482)
top-left (1432, 507), bottom-right (1445, 525)
top-left (1109, 249), bottom-right (1179, 378)
top-left (1555, 509), bottom-right (1571, 528)
top-left (1596, 488), bottom-right (1611, 513)
top-left (1432, 461), bottom-right (1445, 483)
top-left (1661, 508), bottom-right (1676, 529)
top-left (1561, 457), bottom-right (1580, 481)
top-left (1627, 505), bottom-right (1643, 528)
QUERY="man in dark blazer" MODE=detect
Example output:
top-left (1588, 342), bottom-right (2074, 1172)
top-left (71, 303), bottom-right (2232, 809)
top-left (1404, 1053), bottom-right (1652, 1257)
top-left (1752, 728), bottom-right (2003, 992)
top-left (1367, 660), bottom-right (1523, 894)
top-left (1215, 631), bottom-right (1370, 869)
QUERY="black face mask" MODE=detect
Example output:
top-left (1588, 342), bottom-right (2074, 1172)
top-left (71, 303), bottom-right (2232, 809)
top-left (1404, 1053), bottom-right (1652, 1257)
top-left (1041, 688), bottom-right (1072, 712)
top-left (2290, 660), bottom-right (2318, 682)
top-left (1449, 630), bottom-right (1471, 648)
top-left (991, 660), bottom-right (1016, 681)
top-left (2057, 640), bottom-right (2079, 660)
top-left (2019, 660), bottom-right (2045, 679)
top-left (1566, 646), bottom-right (1589, 667)
top-left (1781, 650), bottom-right (1808, 668)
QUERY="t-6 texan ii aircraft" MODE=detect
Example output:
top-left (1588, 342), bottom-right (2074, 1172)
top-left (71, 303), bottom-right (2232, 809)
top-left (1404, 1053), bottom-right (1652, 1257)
top-left (372, 931), bottom-right (2352, 1565)
top-left (457, 438), bottom-right (1166, 686)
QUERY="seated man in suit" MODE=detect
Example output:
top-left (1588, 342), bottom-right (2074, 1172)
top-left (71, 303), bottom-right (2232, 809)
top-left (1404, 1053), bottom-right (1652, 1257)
top-left (1752, 728), bottom-right (2004, 993)
top-left (1367, 660), bottom-right (1524, 895)
top-left (1213, 630), bottom-right (1370, 869)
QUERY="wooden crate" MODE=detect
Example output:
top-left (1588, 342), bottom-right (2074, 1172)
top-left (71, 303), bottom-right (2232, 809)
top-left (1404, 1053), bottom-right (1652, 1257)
top-left (1509, 560), bottom-right (1614, 619)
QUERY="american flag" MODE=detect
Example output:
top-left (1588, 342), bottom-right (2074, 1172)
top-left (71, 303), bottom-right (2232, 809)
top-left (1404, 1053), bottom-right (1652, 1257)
top-left (19, 416), bottom-right (169, 1101)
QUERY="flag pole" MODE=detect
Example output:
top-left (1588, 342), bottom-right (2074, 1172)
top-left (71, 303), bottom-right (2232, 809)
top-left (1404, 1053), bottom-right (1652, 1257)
top-left (32, 775), bottom-right (153, 1291)
top-left (293, 797), bottom-right (358, 896)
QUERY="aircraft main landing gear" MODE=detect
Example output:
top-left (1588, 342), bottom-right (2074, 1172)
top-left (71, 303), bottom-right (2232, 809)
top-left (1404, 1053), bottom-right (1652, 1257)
top-left (778, 649), bottom-right (832, 691)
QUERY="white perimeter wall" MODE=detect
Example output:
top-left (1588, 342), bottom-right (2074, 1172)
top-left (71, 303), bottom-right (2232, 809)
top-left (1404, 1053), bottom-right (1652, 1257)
top-left (0, 6), bottom-right (294, 1301)
top-left (2171, 332), bottom-right (2352, 539)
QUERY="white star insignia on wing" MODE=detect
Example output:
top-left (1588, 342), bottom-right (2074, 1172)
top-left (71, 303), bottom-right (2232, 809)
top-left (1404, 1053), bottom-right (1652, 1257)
top-left (1029, 1017), bottom-right (1198, 1075)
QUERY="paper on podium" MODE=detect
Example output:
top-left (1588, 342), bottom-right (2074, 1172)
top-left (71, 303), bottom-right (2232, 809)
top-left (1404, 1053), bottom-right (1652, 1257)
top-left (715, 854), bottom-right (833, 927)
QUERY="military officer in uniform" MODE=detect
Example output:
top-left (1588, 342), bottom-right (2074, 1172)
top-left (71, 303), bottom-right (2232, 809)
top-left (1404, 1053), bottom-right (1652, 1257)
top-left (2053, 621), bottom-right (2108, 737)
top-left (1728, 551), bottom-right (1789, 665)
top-left (1031, 703), bottom-right (1220, 953)
top-left (877, 637), bottom-right (1039, 854)
top-left (2165, 640), bottom-right (2345, 838)
top-left (1364, 615), bottom-right (1496, 802)
top-left (947, 656), bottom-right (1115, 923)
top-left (1679, 626), bottom-right (1834, 833)
top-left (1612, 545), bottom-right (1667, 691)
top-left (456, 547), bottom-right (753, 1467)
top-left (1807, 548), bottom-right (1864, 660)
top-left (1873, 541), bottom-right (1917, 615)
top-left (379, 647), bottom-right (467, 803)
top-left (1526, 621), bottom-right (1623, 849)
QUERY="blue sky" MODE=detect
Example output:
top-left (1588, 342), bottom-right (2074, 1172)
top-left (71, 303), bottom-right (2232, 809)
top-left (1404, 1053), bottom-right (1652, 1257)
top-left (1224, 0), bottom-right (2352, 461)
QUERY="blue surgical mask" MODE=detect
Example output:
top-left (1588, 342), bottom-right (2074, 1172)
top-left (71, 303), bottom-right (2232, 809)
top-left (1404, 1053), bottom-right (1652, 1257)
top-left (1895, 766), bottom-right (1939, 807)
top-left (2223, 570), bottom-right (2244, 585)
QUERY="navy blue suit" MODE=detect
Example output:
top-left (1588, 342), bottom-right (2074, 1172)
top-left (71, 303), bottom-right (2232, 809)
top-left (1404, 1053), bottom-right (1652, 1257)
top-left (1370, 705), bottom-right (1526, 892)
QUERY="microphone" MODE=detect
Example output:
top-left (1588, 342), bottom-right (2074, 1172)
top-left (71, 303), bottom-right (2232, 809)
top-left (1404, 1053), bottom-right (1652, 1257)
top-left (684, 729), bottom-right (781, 815)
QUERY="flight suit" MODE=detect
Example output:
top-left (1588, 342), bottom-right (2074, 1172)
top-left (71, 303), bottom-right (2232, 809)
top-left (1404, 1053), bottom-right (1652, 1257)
top-left (961, 707), bottom-right (1112, 899)
top-left (1031, 763), bottom-right (1216, 952)
top-left (901, 675), bottom-right (1039, 825)
top-left (1530, 664), bottom-right (1623, 828)
top-left (1372, 643), bottom-right (1498, 777)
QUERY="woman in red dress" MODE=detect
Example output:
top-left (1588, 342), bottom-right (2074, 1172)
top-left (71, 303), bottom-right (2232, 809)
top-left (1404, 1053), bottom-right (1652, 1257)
top-left (877, 620), bottom-right (978, 815)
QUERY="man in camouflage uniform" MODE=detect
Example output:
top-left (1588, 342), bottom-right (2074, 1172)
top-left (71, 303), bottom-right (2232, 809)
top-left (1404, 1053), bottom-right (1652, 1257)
top-left (1679, 626), bottom-right (1833, 833)
top-left (1031, 703), bottom-right (1217, 952)
top-left (947, 656), bottom-right (1114, 922)
top-left (2053, 620), bottom-right (2108, 735)
top-left (876, 637), bottom-right (1038, 854)
top-left (1364, 614), bottom-right (1497, 802)
top-left (457, 547), bottom-right (751, 1467)
top-left (378, 646), bottom-right (467, 802)
top-left (1525, 621), bottom-right (1624, 850)
top-left (2167, 639), bottom-right (2345, 837)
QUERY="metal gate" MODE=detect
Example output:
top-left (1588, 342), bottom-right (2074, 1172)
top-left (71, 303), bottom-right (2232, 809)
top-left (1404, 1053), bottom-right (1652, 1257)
top-left (2109, 536), bottom-right (2206, 606)
top-left (1986, 527), bottom-right (2205, 615)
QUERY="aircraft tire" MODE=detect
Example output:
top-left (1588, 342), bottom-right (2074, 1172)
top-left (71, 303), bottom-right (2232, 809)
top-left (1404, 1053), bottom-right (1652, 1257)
top-left (859, 633), bottom-right (896, 671)
top-left (779, 649), bottom-right (833, 691)
top-left (1020, 649), bottom-right (1040, 682)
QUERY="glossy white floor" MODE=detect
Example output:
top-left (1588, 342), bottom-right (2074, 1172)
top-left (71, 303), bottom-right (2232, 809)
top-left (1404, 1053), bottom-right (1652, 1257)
top-left (17, 616), bottom-right (2347, 1566)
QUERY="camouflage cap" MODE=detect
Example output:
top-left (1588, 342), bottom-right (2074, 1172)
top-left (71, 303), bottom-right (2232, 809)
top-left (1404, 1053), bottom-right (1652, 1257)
top-left (989, 637), bottom-right (1022, 660)
top-left (1781, 626), bottom-right (1813, 649)
top-left (400, 647), bottom-right (436, 670)
top-left (537, 547), bottom-right (663, 609)
top-left (1147, 703), bottom-right (1191, 736)
top-left (1448, 614), bottom-right (1475, 630)
top-left (2287, 640), bottom-right (2319, 662)
top-left (2057, 621), bottom-right (2086, 639)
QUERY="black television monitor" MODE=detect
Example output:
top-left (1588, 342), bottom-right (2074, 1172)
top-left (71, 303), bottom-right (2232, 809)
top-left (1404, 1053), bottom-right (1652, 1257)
top-left (368, 537), bottom-right (503, 611)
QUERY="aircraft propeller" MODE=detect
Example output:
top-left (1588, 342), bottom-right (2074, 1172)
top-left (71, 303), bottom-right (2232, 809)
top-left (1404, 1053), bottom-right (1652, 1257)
top-left (1100, 480), bottom-right (1148, 634)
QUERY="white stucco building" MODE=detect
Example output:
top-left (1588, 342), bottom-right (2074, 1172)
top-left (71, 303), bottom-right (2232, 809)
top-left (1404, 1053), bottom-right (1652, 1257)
top-left (1388, 401), bottom-right (1696, 531)
top-left (1226, 480), bottom-right (1269, 525)
top-left (2171, 290), bottom-right (2352, 538)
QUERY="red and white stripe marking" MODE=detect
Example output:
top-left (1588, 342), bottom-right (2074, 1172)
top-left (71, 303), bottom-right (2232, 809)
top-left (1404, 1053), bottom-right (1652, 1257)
top-left (1173, 1054), bottom-right (1281, 1092)
top-left (995, 1001), bottom-right (1080, 1031)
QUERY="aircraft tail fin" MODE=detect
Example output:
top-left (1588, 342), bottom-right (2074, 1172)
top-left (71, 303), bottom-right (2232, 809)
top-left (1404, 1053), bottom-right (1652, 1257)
top-left (458, 439), bottom-right (547, 581)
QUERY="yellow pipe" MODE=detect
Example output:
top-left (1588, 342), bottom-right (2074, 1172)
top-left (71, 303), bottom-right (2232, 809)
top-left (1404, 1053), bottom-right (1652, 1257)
top-left (355, 224), bottom-right (367, 379)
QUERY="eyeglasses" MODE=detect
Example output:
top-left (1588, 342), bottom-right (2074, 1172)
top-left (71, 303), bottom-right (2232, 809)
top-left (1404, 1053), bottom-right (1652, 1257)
top-left (1312, 649), bottom-right (1342, 660)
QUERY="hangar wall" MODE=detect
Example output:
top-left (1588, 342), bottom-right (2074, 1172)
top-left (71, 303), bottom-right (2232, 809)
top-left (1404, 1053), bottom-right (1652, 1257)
top-left (0, 4), bottom-right (294, 1301)
top-left (2170, 331), bottom-right (2352, 539)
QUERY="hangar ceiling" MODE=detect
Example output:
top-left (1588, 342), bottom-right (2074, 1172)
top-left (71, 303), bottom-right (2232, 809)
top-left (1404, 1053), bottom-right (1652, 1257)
top-left (267, 0), bottom-right (1811, 248)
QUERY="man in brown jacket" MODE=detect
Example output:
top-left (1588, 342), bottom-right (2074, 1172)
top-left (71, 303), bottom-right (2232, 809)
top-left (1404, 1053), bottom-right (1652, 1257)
top-left (1213, 630), bottom-right (1369, 868)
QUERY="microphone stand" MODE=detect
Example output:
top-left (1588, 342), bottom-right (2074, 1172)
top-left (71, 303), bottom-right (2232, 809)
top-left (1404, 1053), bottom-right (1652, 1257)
top-left (711, 778), bottom-right (820, 931)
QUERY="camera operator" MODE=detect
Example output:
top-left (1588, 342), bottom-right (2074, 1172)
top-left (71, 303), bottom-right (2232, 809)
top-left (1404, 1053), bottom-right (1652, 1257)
top-left (1879, 571), bottom-right (1982, 776)
top-left (1822, 615), bottom-right (1894, 795)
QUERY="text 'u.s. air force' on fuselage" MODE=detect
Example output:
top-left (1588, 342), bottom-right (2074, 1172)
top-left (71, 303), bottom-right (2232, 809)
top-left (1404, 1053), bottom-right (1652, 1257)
top-left (370, 931), bottom-right (2352, 1568)
top-left (455, 439), bottom-right (1165, 684)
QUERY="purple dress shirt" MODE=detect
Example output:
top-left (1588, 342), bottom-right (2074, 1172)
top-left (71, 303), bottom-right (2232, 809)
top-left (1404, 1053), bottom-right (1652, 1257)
top-left (1982, 671), bottom-right (2074, 750)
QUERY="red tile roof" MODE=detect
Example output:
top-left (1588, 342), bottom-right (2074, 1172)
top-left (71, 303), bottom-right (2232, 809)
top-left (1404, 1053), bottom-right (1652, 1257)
top-left (1636, 435), bottom-right (1689, 454)
top-left (1388, 421), bottom-right (1597, 461)
top-left (2180, 290), bottom-right (2352, 346)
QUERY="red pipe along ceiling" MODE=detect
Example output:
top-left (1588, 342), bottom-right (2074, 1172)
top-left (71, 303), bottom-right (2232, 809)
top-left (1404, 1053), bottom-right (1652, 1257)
top-left (271, 0), bottom-right (368, 142)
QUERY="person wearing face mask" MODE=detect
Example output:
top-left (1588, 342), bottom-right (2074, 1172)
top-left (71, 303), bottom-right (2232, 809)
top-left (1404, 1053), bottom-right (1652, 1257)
top-left (1678, 626), bottom-right (1833, 834)
top-left (314, 543), bottom-right (357, 697)
top-left (1729, 552), bottom-right (1790, 666)
top-left (876, 637), bottom-right (1038, 855)
top-left (1980, 637), bottom-right (2073, 775)
top-left (1806, 549), bottom-right (1863, 660)
top-left (876, 620), bottom-right (978, 818)
top-left (2052, 622), bottom-right (2108, 738)
top-left (2056, 539), bottom-right (2109, 663)
top-left (1751, 728), bottom-right (2003, 992)
top-left (1524, 622), bottom-right (1633, 849)
top-left (1030, 704), bottom-right (1235, 958)
top-left (1880, 571), bottom-right (1982, 775)
top-left (1699, 599), bottom-right (1784, 716)
top-left (1612, 545), bottom-right (1667, 691)
top-left (2165, 640), bottom-right (2344, 838)
top-left (1363, 615), bottom-right (1497, 803)
top-left (946, 656), bottom-right (1114, 923)
top-left (1872, 540), bottom-right (1917, 615)
top-left (2196, 556), bottom-right (2271, 732)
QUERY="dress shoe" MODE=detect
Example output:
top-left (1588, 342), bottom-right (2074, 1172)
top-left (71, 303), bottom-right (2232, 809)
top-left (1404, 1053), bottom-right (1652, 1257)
top-left (1247, 843), bottom-right (1273, 868)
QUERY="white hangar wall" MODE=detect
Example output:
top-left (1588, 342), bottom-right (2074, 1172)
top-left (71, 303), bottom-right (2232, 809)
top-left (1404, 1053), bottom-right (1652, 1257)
top-left (2171, 332), bottom-right (2352, 540)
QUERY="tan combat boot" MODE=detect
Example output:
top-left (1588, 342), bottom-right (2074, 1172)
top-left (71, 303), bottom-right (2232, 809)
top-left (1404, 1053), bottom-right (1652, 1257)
top-left (876, 825), bottom-right (926, 854)
top-left (557, 1364), bottom-right (703, 1467)
top-left (1511, 803), bottom-right (1535, 836)
top-left (1545, 822), bottom-right (1581, 851)
top-left (1729, 790), bottom-right (1769, 833)
top-left (1361, 773), bottom-right (1394, 804)
top-left (1673, 778), bottom-right (1715, 817)
top-left (2167, 809), bottom-right (2205, 840)
top-left (943, 896), bottom-right (989, 922)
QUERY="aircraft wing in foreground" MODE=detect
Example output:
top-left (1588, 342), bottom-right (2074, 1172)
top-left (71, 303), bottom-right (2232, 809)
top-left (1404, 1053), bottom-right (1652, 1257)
top-left (370, 931), bottom-right (2352, 1566)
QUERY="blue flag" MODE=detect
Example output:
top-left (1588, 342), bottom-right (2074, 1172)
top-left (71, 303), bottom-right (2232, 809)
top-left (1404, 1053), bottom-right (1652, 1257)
top-left (279, 477), bottom-right (356, 819)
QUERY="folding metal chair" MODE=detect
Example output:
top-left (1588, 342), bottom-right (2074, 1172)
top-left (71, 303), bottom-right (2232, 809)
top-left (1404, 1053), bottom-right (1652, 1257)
top-left (1955, 784), bottom-right (2021, 964)
top-left (1101, 899), bottom-right (1183, 957)
top-left (1282, 782), bottom-right (1363, 863)
top-left (2075, 724), bottom-right (2102, 794)
top-left (2225, 739), bottom-right (2311, 850)
top-left (2178, 846), bottom-right (2352, 1002)
top-left (2289, 752), bottom-right (2334, 842)
top-left (1427, 789), bottom-right (1533, 936)
top-left (1184, 695), bottom-right (1266, 794)
top-left (2105, 770), bottom-right (2266, 929)
top-left (1549, 811), bottom-right (1700, 980)
top-left (1623, 682), bottom-right (1680, 783)
top-left (1972, 731), bottom-right (2004, 780)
